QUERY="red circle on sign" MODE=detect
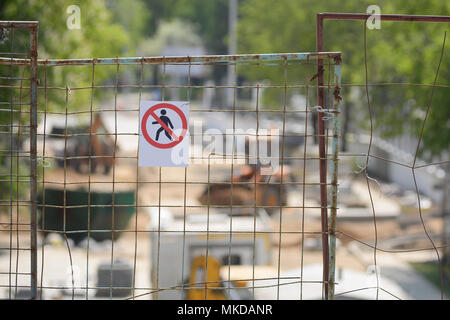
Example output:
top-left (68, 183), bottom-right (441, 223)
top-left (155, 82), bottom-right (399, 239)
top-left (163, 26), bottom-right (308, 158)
top-left (141, 103), bottom-right (188, 149)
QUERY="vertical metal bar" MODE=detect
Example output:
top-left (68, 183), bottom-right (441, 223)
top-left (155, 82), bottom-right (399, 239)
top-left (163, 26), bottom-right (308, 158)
top-left (299, 56), bottom-right (311, 300)
top-left (180, 58), bottom-right (191, 295)
top-left (316, 13), bottom-right (329, 300)
top-left (29, 23), bottom-right (38, 300)
top-left (39, 62), bottom-right (48, 300)
top-left (226, 0), bottom-right (237, 107)
top-left (328, 58), bottom-right (341, 299)
top-left (204, 153), bottom-right (212, 300)
top-left (63, 86), bottom-right (75, 300)
top-left (86, 61), bottom-right (96, 300)
top-left (276, 58), bottom-right (288, 299)
top-left (252, 83), bottom-right (260, 299)
top-left (155, 60), bottom-right (167, 300)
top-left (8, 28), bottom-right (15, 301)
top-left (109, 59), bottom-right (120, 299)
top-left (442, 166), bottom-right (450, 267)
top-left (227, 62), bottom-right (237, 297)
top-left (15, 65), bottom-right (25, 298)
top-left (132, 59), bottom-right (144, 300)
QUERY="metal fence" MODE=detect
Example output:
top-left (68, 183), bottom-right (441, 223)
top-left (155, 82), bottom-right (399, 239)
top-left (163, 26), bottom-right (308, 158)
top-left (1, 13), bottom-right (448, 301)
top-left (0, 21), bottom-right (342, 300)
top-left (317, 13), bottom-right (450, 300)
top-left (0, 21), bottom-right (38, 300)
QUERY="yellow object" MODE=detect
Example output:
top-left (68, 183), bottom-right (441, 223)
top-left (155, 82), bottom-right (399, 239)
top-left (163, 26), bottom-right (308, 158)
top-left (233, 280), bottom-right (247, 287)
top-left (186, 255), bottom-right (227, 300)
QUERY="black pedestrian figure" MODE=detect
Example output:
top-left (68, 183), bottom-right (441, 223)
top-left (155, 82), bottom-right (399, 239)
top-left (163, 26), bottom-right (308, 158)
top-left (152, 109), bottom-right (174, 141)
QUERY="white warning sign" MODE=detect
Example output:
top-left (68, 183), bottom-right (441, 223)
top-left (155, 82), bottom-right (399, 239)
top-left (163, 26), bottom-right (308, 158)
top-left (138, 101), bottom-right (190, 167)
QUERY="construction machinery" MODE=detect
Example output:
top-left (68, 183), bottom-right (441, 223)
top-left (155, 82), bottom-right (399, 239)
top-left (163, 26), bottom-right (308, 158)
top-left (198, 164), bottom-right (290, 215)
top-left (51, 114), bottom-right (116, 175)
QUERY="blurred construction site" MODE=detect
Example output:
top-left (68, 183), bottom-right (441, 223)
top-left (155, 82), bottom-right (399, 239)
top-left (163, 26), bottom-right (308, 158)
top-left (0, 1), bottom-right (449, 301)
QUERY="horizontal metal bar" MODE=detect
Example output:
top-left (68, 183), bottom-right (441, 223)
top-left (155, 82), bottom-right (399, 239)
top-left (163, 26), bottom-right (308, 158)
top-left (36, 180), bottom-right (334, 186)
top-left (0, 21), bottom-right (39, 29)
top-left (0, 102), bottom-right (31, 106)
top-left (319, 13), bottom-right (450, 23)
top-left (31, 108), bottom-right (326, 115)
top-left (29, 154), bottom-right (335, 161)
top-left (0, 278), bottom-right (328, 292)
top-left (0, 272), bottom-right (32, 276)
top-left (0, 52), bottom-right (341, 66)
top-left (0, 52), bottom-right (29, 56)
top-left (0, 222), bottom-right (32, 226)
top-left (40, 229), bottom-right (325, 235)
top-left (0, 154), bottom-right (338, 162)
top-left (0, 76), bottom-right (31, 81)
top-left (36, 204), bottom-right (335, 209)
top-left (2, 82), bottom-right (450, 93)
top-left (38, 132), bottom-right (316, 138)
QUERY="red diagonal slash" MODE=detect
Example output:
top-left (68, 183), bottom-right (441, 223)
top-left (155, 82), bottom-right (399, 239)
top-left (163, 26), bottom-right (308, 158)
top-left (149, 110), bottom-right (179, 141)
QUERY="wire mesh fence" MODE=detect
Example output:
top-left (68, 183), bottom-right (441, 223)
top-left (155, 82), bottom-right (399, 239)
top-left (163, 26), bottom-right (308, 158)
top-left (0, 26), bottom-right (343, 300)
top-left (1, 13), bottom-right (448, 301)
top-left (0, 21), bottom-right (38, 300)
top-left (317, 13), bottom-right (450, 300)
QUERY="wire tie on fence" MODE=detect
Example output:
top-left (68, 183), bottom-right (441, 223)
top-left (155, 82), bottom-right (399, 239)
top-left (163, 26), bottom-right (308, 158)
top-left (353, 160), bottom-right (367, 174)
top-left (310, 105), bottom-right (324, 112)
top-left (365, 173), bottom-right (384, 198)
top-left (309, 106), bottom-right (339, 116)
top-left (37, 156), bottom-right (51, 168)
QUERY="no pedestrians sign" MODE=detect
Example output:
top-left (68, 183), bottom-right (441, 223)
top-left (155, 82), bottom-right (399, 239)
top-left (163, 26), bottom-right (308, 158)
top-left (139, 101), bottom-right (190, 167)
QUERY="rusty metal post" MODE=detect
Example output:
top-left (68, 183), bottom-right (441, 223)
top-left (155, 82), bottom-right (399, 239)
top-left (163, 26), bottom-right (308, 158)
top-left (328, 57), bottom-right (341, 299)
top-left (316, 13), bottom-right (330, 300)
top-left (29, 23), bottom-right (39, 300)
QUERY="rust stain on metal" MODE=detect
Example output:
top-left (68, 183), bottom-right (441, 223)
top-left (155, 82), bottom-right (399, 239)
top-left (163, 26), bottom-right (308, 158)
top-left (333, 54), bottom-right (342, 65)
top-left (333, 86), bottom-right (342, 101)
top-left (310, 66), bottom-right (324, 82)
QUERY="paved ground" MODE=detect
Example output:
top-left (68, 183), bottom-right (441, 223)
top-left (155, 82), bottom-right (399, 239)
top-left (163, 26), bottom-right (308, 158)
top-left (347, 241), bottom-right (443, 300)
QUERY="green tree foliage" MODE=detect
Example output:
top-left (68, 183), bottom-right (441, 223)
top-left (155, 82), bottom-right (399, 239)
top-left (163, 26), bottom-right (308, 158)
top-left (144, 0), bottom-right (229, 55)
top-left (239, 0), bottom-right (450, 158)
top-left (143, 0), bottom-right (229, 82)
top-left (0, 0), bottom-right (448, 159)
top-left (0, 0), bottom-right (149, 203)
top-left (2, 0), bottom-right (132, 59)
top-left (106, 0), bottom-right (150, 49)
top-left (139, 20), bottom-right (204, 56)
top-left (0, 0), bottom-right (141, 110)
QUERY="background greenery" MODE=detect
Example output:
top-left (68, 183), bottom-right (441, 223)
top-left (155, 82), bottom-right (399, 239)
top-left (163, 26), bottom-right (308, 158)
top-left (0, 0), bottom-right (448, 180)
